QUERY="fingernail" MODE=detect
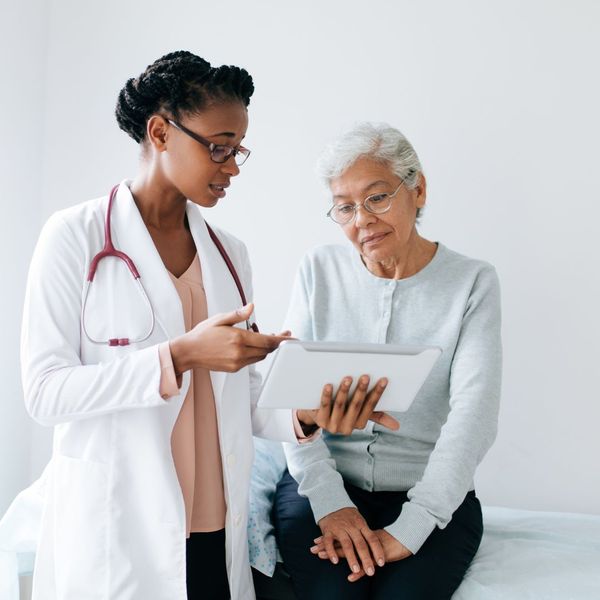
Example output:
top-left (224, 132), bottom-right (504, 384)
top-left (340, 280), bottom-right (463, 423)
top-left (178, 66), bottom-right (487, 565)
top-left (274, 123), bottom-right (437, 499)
top-left (352, 564), bottom-right (360, 573)
top-left (310, 545), bottom-right (318, 552)
top-left (332, 557), bottom-right (339, 564)
top-left (367, 567), bottom-right (374, 576)
top-left (378, 558), bottom-right (384, 566)
top-left (344, 377), bottom-right (352, 385)
top-left (380, 378), bottom-right (388, 387)
top-left (314, 537), bottom-right (322, 543)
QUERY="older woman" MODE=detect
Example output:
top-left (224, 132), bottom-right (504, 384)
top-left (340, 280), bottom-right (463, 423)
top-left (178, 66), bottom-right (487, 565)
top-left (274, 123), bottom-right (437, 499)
top-left (273, 123), bottom-right (502, 600)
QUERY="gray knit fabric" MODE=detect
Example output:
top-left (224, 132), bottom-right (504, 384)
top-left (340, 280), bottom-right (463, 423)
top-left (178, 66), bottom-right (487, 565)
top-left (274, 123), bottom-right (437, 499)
top-left (283, 242), bottom-right (502, 553)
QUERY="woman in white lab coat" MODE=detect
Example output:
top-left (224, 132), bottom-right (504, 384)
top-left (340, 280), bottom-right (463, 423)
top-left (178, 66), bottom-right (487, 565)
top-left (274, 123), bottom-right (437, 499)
top-left (19, 51), bottom-right (394, 600)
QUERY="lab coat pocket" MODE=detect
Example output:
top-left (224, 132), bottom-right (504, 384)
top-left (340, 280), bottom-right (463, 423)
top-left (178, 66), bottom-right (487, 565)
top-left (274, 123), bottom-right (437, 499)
top-left (53, 455), bottom-right (109, 599)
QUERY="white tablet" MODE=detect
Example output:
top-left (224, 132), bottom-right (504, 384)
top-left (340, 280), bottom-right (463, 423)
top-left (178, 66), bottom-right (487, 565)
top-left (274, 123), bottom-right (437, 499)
top-left (257, 340), bottom-right (442, 412)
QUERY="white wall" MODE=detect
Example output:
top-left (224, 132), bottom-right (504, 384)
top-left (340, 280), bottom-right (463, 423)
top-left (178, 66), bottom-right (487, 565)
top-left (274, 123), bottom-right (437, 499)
top-left (2, 0), bottom-right (599, 515)
top-left (0, 0), bottom-right (49, 514)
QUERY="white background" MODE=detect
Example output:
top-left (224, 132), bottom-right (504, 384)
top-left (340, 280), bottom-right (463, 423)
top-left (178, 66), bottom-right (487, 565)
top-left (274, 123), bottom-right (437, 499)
top-left (1, 0), bottom-right (599, 518)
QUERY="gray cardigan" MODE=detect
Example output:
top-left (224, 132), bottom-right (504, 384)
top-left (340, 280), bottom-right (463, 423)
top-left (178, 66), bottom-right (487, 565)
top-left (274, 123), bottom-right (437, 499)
top-left (283, 242), bottom-right (502, 554)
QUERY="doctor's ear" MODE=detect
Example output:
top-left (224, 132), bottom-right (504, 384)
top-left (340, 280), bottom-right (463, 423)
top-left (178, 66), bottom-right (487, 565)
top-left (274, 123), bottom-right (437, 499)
top-left (145, 115), bottom-right (169, 151)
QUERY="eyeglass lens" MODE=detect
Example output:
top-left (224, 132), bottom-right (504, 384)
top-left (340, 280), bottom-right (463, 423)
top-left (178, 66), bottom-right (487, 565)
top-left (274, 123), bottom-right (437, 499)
top-left (212, 146), bottom-right (249, 166)
top-left (330, 195), bottom-right (392, 223)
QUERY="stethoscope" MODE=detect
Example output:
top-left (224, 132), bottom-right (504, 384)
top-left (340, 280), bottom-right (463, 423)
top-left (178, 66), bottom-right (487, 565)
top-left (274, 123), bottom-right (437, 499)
top-left (81, 184), bottom-right (258, 347)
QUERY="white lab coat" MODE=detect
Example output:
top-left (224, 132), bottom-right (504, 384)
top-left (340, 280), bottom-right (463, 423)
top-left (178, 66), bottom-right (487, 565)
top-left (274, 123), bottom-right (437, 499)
top-left (19, 182), bottom-right (297, 600)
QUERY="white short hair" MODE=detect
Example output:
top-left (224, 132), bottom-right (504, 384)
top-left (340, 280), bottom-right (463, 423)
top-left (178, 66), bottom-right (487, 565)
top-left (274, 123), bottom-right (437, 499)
top-left (316, 122), bottom-right (424, 217)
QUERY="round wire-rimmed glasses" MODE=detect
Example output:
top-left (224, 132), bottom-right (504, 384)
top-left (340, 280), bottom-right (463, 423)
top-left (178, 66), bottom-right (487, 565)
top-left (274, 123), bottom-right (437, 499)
top-left (166, 118), bottom-right (251, 166)
top-left (326, 181), bottom-right (404, 225)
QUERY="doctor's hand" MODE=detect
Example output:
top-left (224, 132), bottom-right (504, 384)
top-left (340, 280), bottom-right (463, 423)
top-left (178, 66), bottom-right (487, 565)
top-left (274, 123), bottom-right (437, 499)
top-left (296, 375), bottom-right (399, 435)
top-left (169, 303), bottom-right (288, 374)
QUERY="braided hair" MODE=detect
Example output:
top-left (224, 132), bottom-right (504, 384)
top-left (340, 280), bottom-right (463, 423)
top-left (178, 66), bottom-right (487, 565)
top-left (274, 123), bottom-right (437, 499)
top-left (116, 51), bottom-right (254, 143)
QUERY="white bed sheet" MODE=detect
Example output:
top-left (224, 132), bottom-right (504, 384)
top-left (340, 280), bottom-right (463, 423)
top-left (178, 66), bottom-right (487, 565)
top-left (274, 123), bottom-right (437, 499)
top-left (454, 506), bottom-right (600, 599)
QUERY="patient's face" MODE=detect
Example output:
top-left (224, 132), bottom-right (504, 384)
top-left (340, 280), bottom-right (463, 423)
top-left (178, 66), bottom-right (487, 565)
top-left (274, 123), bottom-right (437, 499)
top-left (329, 158), bottom-right (426, 266)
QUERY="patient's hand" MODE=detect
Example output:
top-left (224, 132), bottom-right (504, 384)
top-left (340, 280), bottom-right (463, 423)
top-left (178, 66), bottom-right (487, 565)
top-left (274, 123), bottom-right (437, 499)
top-left (311, 525), bottom-right (412, 582)
top-left (297, 375), bottom-right (399, 436)
top-left (312, 507), bottom-right (384, 578)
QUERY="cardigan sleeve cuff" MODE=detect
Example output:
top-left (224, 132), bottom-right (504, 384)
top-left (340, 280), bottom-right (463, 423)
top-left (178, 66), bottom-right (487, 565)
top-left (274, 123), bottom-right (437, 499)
top-left (383, 501), bottom-right (437, 555)
top-left (307, 484), bottom-right (357, 524)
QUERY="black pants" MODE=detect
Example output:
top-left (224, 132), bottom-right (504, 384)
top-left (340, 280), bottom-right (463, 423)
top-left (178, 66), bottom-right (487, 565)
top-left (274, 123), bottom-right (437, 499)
top-left (273, 471), bottom-right (482, 600)
top-left (186, 529), bottom-right (230, 600)
top-left (252, 564), bottom-right (297, 600)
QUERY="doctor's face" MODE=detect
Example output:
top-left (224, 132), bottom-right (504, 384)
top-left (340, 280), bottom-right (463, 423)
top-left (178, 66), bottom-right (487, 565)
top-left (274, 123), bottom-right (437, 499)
top-left (161, 101), bottom-right (249, 208)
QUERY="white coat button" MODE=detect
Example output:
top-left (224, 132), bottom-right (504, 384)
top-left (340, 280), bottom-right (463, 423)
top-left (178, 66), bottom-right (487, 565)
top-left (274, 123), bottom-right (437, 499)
top-left (227, 454), bottom-right (236, 467)
top-left (234, 514), bottom-right (242, 526)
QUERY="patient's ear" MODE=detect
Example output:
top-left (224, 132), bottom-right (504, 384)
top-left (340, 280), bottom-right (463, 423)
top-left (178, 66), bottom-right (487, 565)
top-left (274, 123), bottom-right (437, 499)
top-left (414, 173), bottom-right (427, 209)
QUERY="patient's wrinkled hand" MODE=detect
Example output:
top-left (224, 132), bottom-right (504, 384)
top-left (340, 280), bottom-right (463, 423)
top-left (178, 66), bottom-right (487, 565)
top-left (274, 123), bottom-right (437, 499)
top-left (311, 507), bottom-right (384, 578)
top-left (311, 525), bottom-right (412, 582)
top-left (297, 375), bottom-right (399, 436)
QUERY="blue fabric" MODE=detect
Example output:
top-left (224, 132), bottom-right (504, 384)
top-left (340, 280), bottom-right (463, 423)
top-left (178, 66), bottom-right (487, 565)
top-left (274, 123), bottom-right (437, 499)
top-left (248, 438), bottom-right (287, 576)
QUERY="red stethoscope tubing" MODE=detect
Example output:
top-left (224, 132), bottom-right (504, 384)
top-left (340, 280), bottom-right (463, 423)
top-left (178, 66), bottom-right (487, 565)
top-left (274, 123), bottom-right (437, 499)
top-left (81, 184), bottom-right (258, 347)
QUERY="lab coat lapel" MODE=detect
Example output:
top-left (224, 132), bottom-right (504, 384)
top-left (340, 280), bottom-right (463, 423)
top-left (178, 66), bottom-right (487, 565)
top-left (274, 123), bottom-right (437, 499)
top-left (110, 182), bottom-right (185, 341)
top-left (186, 204), bottom-right (240, 402)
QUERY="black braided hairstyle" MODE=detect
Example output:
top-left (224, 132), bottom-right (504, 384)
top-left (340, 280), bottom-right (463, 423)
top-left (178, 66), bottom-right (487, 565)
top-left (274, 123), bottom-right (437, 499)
top-left (116, 51), bottom-right (254, 144)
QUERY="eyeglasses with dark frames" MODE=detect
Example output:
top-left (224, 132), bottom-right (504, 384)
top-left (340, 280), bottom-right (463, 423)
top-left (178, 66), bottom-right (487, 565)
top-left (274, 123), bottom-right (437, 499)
top-left (166, 118), bottom-right (251, 166)
top-left (326, 181), bottom-right (405, 225)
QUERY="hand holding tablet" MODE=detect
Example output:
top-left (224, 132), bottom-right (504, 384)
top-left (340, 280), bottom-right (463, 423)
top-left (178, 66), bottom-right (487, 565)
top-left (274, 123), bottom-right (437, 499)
top-left (258, 340), bottom-right (442, 415)
top-left (296, 374), bottom-right (398, 435)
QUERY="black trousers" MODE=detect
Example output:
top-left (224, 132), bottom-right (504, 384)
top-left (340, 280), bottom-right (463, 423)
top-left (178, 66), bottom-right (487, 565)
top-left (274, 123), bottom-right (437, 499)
top-left (273, 471), bottom-right (482, 600)
top-left (186, 529), bottom-right (230, 600)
